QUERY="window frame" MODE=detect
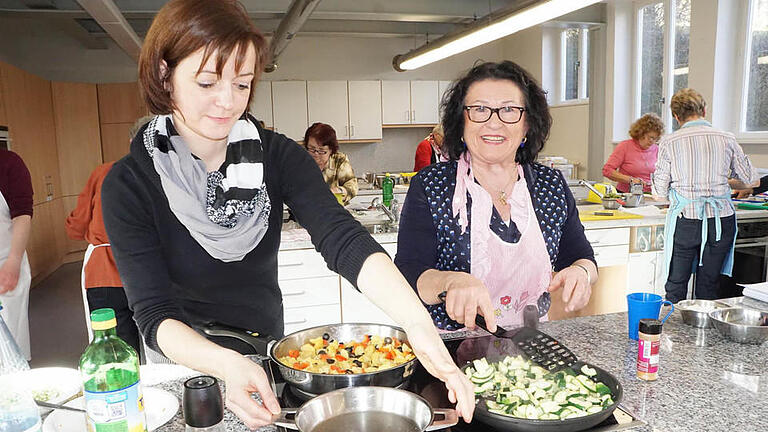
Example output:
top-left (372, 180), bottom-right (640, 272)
top-left (737, 0), bottom-right (768, 140)
top-left (560, 27), bottom-right (590, 104)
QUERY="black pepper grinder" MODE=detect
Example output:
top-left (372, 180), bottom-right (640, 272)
top-left (183, 375), bottom-right (225, 432)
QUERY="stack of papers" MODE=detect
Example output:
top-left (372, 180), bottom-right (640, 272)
top-left (741, 282), bottom-right (768, 303)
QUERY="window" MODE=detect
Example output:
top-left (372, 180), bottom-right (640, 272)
top-left (561, 28), bottom-right (589, 102)
top-left (743, 0), bottom-right (768, 132)
top-left (635, 0), bottom-right (691, 130)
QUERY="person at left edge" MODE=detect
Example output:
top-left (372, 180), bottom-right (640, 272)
top-left (0, 148), bottom-right (32, 360)
top-left (100, 0), bottom-right (474, 428)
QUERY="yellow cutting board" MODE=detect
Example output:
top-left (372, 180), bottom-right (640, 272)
top-left (579, 210), bottom-right (645, 221)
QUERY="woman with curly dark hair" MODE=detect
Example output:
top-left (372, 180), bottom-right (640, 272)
top-left (395, 61), bottom-right (597, 331)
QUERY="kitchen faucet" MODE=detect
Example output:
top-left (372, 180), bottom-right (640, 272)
top-left (371, 197), bottom-right (399, 223)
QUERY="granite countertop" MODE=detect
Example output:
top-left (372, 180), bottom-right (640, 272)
top-left (534, 296), bottom-right (768, 432)
top-left (148, 297), bottom-right (766, 431)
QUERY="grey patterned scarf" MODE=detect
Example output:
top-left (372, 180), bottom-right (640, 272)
top-left (143, 114), bottom-right (271, 262)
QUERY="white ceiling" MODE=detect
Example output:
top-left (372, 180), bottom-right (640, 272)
top-left (0, 0), bottom-right (604, 81)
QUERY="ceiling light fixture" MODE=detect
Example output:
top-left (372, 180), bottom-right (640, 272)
top-left (393, 0), bottom-right (601, 71)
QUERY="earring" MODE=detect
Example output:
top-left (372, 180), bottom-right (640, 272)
top-left (520, 136), bottom-right (528, 147)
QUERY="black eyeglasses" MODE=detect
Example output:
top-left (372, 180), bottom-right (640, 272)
top-left (307, 147), bottom-right (329, 156)
top-left (464, 105), bottom-right (526, 124)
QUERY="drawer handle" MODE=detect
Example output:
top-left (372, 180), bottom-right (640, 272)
top-left (278, 262), bottom-right (304, 267)
top-left (590, 240), bottom-right (600, 245)
top-left (285, 318), bottom-right (308, 325)
top-left (283, 291), bottom-right (306, 297)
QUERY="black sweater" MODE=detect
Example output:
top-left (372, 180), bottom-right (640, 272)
top-left (102, 122), bottom-right (384, 354)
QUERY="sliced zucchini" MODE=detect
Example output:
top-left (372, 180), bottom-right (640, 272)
top-left (580, 365), bottom-right (597, 377)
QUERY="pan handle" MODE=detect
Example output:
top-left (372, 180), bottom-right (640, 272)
top-left (202, 322), bottom-right (276, 355)
top-left (272, 408), bottom-right (299, 429)
top-left (426, 409), bottom-right (458, 431)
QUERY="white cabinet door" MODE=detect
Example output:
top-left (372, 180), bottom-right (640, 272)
top-left (626, 252), bottom-right (657, 295)
top-left (250, 81), bottom-right (273, 128)
top-left (307, 81), bottom-right (350, 140)
top-left (272, 81), bottom-right (308, 142)
top-left (438, 80), bottom-right (452, 117)
top-left (348, 81), bottom-right (382, 140)
top-left (410, 81), bottom-right (439, 124)
top-left (381, 81), bottom-right (411, 125)
top-left (284, 304), bottom-right (341, 334)
top-left (341, 279), bottom-right (397, 326)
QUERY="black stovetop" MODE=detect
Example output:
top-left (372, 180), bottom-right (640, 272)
top-left (266, 336), bottom-right (643, 432)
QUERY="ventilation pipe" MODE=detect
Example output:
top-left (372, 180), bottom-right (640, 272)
top-left (264, 0), bottom-right (323, 72)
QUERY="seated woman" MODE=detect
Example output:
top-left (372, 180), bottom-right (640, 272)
top-left (414, 125), bottom-right (445, 172)
top-left (304, 122), bottom-right (358, 205)
top-left (394, 61), bottom-right (597, 331)
top-left (602, 113), bottom-right (664, 193)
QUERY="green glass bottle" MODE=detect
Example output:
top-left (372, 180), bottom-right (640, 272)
top-left (382, 172), bottom-right (394, 208)
top-left (79, 308), bottom-right (147, 432)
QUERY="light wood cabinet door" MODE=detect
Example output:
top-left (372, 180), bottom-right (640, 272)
top-left (52, 82), bottom-right (102, 196)
top-left (272, 81), bottom-right (308, 142)
top-left (381, 81), bottom-right (411, 125)
top-left (410, 81), bottom-right (439, 125)
top-left (0, 76), bottom-right (6, 126)
top-left (250, 81), bottom-right (273, 128)
top-left (348, 81), bottom-right (382, 140)
top-left (307, 81), bottom-right (349, 140)
top-left (100, 123), bottom-right (133, 163)
top-left (97, 82), bottom-right (148, 124)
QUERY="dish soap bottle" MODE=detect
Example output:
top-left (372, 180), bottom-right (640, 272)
top-left (382, 173), bottom-right (394, 208)
top-left (79, 308), bottom-right (147, 432)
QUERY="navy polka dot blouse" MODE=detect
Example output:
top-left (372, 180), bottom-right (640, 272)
top-left (394, 161), bottom-right (596, 330)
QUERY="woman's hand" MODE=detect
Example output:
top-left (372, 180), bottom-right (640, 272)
top-left (219, 353), bottom-right (282, 429)
top-left (736, 188), bottom-right (753, 199)
top-left (404, 321), bottom-right (476, 422)
top-left (547, 264), bottom-right (593, 312)
top-left (442, 272), bottom-right (496, 332)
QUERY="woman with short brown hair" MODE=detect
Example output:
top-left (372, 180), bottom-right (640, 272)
top-left (304, 123), bottom-right (358, 204)
top-left (602, 113), bottom-right (664, 193)
top-left (102, 0), bottom-right (474, 428)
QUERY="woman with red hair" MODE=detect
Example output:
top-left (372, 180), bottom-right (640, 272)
top-left (304, 122), bottom-right (358, 205)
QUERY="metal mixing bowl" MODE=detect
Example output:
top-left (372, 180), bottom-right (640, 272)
top-left (601, 198), bottom-right (621, 209)
top-left (676, 299), bottom-right (729, 328)
top-left (709, 307), bottom-right (768, 344)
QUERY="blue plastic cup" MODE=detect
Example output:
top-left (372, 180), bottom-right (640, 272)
top-left (626, 293), bottom-right (674, 340)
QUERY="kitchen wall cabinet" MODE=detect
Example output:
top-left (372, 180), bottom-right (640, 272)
top-left (381, 81), bottom-right (411, 125)
top-left (410, 81), bottom-right (439, 124)
top-left (347, 81), bottom-right (382, 140)
top-left (438, 80), bottom-right (452, 117)
top-left (272, 81), bottom-right (308, 142)
top-left (250, 81), bottom-right (273, 128)
top-left (307, 81), bottom-right (350, 140)
top-left (381, 81), bottom-right (439, 125)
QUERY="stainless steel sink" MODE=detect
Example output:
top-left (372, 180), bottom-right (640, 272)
top-left (363, 222), bottom-right (398, 234)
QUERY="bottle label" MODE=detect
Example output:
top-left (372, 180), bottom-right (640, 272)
top-left (84, 381), bottom-right (146, 432)
top-left (637, 338), bottom-right (660, 374)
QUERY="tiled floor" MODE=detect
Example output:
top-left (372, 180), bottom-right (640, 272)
top-left (29, 262), bottom-right (89, 368)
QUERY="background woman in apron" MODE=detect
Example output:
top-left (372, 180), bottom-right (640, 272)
top-left (652, 88), bottom-right (759, 303)
top-left (0, 148), bottom-right (33, 360)
top-left (395, 61), bottom-right (597, 332)
top-left (66, 161), bottom-right (141, 355)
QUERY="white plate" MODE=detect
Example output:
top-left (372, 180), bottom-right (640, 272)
top-left (5, 367), bottom-right (82, 415)
top-left (42, 387), bottom-right (178, 432)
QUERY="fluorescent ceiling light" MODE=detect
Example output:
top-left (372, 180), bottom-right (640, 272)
top-left (673, 66), bottom-right (689, 75)
top-left (758, 55), bottom-right (768, 65)
top-left (394, 0), bottom-right (601, 71)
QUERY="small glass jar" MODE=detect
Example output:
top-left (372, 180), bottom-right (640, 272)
top-left (637, 318), bottom-right (662, 381)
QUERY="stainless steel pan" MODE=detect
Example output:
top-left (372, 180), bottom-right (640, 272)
top-left (203, 322), bottom-right (419, 395)
top-left (273, 386), bottom-right (457, 432)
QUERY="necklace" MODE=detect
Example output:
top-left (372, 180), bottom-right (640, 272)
top-left (475, 166), bottom-right (517, 206)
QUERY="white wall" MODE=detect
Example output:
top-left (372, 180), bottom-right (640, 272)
top-left (340, 127), bottom-right (432, 175)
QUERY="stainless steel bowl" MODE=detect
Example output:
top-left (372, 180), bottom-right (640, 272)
top-left (709, 307), bottom-right (768, 344)
top-left (676, 299), bottom-right (729, 328)
top-left (273, 387), bottom-right (458, 432)
top-left (601, 198), bottom-right (621, 210)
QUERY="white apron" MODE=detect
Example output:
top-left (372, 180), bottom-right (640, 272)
top-left (0, 190), bottom-right (32, 360)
